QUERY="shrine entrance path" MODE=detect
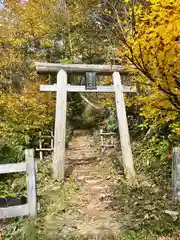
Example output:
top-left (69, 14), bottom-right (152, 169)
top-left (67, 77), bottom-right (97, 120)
top-left (46, 130), bottom-right (121, 239)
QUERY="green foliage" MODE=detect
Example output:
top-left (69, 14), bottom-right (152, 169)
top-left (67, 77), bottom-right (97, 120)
top-left (107, 112), bottom-right (118, 132)
top-left (134, 137), bottom-right (171, 170)
top-left (138, 120), bottom-right (149, 131)
top-left (170, 121), bottom-right (180, 141)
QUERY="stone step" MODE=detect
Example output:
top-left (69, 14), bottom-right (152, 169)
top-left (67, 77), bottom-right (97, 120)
top-left (85, 179), bottom-right (103, 184)
top-left (67, 156), bottom-right (97, 163)
top-left (76, 175), bottom-right (98, 181)
top-left (84, 185), bottom-right (109, 192)
top-left (67, 153), bottom-right (96, 159)
top-left (67, 149), bottom-right (95, 153)
top-left (67, 148), bottom-right (94, 152)
top-left (68, 147), bottom-right (92, 151)
top-left (73, 130), bottom-right (91, 136)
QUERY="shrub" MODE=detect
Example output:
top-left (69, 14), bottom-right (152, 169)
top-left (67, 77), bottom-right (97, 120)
top-left (0, 82), bottom-right (55, 163)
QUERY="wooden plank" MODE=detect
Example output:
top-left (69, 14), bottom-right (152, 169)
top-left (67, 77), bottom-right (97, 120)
top-left (25, 149), bottom-right (37, 217)
top-left (35, 62), bottom-right (132, 74)
top-left (67, 85), bottom-right (136, 93)
top-left (53, 70), bottom-right (67, 179)
top-left (39, 131), bottom-right (43, 160)
top-left (113, 72), bottom-right (135, 178)
top-left (111, 135), bottom-right (114, 146)
top-left (100, 129), bottom-right (104, 153)
top-left (172, 147), bottom-right (180, 201)
top-left (39, 136), bottom-right (54, 139)
top-left (85, 72), bottom-right (97, 89)
top-left (0, 163), bottom-right (26, 174)
top-left (36, 148), bottom-right (53, 151)
top-left (51, 130), bottom-right (54, 159)
top-left (0, 204), bottom-right (29, 219)
top-left (100, 145), bottom-right (115, 147)
top-left (99, 132), bottom-right (116, 136)
top-left (40, 84), bottom-right (137, 93)
top-left (40, 84), bottom-right (56, 91)
top-left (51, 130), bottom-right (54, 149)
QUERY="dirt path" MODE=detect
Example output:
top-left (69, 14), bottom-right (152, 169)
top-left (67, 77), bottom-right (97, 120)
top-left (55, 130), bottom-right (120, 239)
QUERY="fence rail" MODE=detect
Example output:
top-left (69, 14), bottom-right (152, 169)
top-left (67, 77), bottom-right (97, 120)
top-left (0, 149), bottom-right (37, 219)
top-left (0, 163), bottom-right (26, 174)
top-left (0, 205), bottom-right (29, 219)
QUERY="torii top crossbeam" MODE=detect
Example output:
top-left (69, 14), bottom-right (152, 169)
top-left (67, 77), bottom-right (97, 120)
top-left (35, 62), bottom-right (133, 75)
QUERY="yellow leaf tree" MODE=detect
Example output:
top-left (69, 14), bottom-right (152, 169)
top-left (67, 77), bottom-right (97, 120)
top-left (109, 0), bottom-right (180, 135)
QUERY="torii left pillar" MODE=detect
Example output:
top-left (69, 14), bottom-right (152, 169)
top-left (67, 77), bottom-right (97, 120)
top-left (53, 70), bottom-right (67, 179)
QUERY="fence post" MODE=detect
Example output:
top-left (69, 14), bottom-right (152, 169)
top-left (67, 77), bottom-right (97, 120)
top-left (25, 149), bottom-right (37, 217)
top-left (53, 69), bottom-right (67, 180)
top-left (39, 131), bottom-right (43, 160)
top-left (172, 147), bottom-right (180, 201)
top-left (113, 72), bottom-right (135, 178)
top-left (100, 129), bottom-right (104, 153)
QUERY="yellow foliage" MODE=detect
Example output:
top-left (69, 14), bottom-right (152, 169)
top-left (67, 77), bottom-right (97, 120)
top-left (0, 82), bottom-right (55, 161)
top-left (118, 0), bottom-right (180, 125)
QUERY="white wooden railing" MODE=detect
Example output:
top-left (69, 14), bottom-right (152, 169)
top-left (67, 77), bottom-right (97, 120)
top-left (0, 149), bottom-right (37, 219)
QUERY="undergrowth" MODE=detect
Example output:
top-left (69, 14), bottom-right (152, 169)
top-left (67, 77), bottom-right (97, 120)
top-left (111, 138), bottom-right (180, 240)
top-left (0, 136), bottom-right (180, 240)
top-left (1, 160), bottom-right (80, 240)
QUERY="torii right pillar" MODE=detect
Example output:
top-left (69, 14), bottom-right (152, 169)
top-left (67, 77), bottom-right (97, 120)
top-left (113, 72), bottom-right (135, 178)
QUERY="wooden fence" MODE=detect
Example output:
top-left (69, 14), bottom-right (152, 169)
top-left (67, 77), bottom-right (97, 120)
top-left (100, 129), bottom-right (116, 153)
top-left (36, 130), bottom-right (54, 160)
top-left (0, 149), bottom-right (37, 219)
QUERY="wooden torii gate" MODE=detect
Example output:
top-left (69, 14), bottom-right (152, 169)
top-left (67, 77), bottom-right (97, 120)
top-left (36, 63), bottom-right (137, 180)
